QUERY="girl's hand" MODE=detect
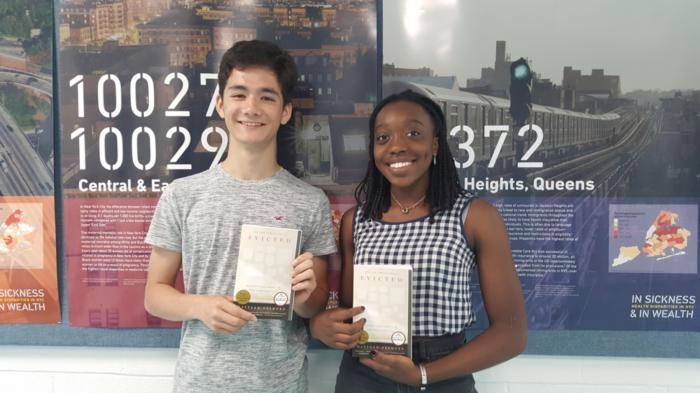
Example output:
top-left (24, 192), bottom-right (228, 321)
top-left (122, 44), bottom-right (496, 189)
top-left (359, 350), bottom-right (422, 387)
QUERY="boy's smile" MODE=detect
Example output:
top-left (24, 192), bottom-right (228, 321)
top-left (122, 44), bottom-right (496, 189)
top-left (216, 66), bottom-right (292, 150)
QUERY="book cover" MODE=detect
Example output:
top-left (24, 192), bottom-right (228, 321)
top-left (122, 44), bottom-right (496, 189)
top-left (233, 224), bottom-right (301, 320)
top-left (352, 264), bottom-right (412, 357)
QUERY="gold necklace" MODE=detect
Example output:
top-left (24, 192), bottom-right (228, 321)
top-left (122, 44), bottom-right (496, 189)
top-left (390, 193), bottom-right (426, 214)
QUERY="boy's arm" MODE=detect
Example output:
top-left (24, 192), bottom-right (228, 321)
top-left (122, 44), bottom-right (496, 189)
top-left (292, 253), bottom-right (329, 318)
top-left (292, 193), bottom-right (336, 318)
top-left (144, 245), bottom-right (256, 333)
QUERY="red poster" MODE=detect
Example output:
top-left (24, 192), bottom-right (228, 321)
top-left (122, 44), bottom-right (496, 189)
top-left (0, 197), bottom-right (60, 323)
top-left (63, 195), bottom-right (180, 327)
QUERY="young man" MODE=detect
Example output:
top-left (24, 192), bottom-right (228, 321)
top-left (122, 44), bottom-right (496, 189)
top-left (144, 40), bottom-right (337, 393)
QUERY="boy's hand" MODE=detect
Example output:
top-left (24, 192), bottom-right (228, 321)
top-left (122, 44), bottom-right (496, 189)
top-left (310, 306), bottom-right (366, 350)
top-left (291, 252), bottom-right (316, 305)
top-left (194, 295), bottom-right (257, 333)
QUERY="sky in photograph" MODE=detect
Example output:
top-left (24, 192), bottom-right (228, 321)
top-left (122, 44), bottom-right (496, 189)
top-left (382, 0), bottom-right (700, 91)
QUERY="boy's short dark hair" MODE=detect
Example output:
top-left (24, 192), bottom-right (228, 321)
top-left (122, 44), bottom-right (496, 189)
top-left (218, 40), bottom-right (298, 105)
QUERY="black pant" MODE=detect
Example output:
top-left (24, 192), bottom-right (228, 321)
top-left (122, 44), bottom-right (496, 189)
top-left (334, 332), bottom-right (477, 393)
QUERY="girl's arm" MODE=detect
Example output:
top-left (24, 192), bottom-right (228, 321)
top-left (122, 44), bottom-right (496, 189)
top-left (420, 198), bottom-right (527, 382)
top-left (339, 207), bottom-right (356, 308)
top-left (310, 207), bottom-right (366, 349)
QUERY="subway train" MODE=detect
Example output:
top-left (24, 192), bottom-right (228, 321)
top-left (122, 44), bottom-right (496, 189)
top-left (383, 80), bottom-right (622, 174)
top-left (324, 80), bottom-right (622, 184)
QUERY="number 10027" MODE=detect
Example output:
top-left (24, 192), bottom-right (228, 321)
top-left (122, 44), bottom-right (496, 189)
top-left (67, 72), bottom-right (226, 172)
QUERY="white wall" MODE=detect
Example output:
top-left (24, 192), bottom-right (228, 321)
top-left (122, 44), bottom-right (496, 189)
top-left (1, 346), bottom-right (699, 393)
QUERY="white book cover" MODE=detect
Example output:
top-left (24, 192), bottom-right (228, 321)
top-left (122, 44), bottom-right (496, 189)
top-left (352, 264), bottom-right (412, 358)
top-left (233, 224), bottom-right (301, 320)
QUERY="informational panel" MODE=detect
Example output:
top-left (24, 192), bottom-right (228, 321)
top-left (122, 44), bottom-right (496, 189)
top-left (383, 0), bottom-right (699, 333)
top-left (0, 0), bottom-right (60, 324)
top-left (58, 0), bottom-right (378, 327)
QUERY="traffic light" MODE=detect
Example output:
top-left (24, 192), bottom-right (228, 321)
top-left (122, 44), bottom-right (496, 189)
top-left (509, 58), bottom-right (532, 126)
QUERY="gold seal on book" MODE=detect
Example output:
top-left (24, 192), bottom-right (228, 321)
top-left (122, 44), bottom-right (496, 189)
top-left (358, 330), bottom-right (369, 345)
top-left (235, 290), bottom-right (251, 305)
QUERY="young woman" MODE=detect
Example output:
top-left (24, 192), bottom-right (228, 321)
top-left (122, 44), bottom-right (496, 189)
top-left (310, 89), bottom-right (527, 392)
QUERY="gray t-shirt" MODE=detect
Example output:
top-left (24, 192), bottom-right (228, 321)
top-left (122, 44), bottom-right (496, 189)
top-left (145, 165), bottom-right (337, 393)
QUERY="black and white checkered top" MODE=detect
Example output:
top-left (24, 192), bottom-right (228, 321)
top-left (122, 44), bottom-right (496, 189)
top-left (352, 193), bottom-right (477, 336)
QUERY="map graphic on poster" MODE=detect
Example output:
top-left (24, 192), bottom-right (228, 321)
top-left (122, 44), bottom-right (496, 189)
top-left (0, 204), bottom-right (43, 269)
top-left (610, 204), bottom-right (697, 274)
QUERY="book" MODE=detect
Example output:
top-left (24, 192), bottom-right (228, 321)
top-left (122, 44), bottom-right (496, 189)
top-left (233, 224), bottom-right (302, 320)
top-left (352, 264), bottom-right (412, 358)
